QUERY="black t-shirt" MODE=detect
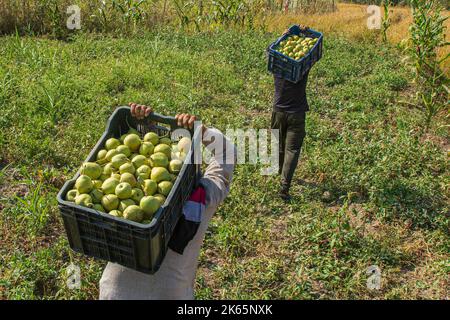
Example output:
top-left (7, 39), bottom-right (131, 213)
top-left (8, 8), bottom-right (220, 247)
top-left (273, 71), bottom-right (309, 113)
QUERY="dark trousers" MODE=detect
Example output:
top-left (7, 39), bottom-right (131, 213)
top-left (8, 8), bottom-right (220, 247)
top-left (271, 111), bottom-right (306, 190)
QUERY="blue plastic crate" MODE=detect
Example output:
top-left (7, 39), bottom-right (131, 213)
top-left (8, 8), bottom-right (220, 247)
top-left (268, 25), bottom-right (323, 83)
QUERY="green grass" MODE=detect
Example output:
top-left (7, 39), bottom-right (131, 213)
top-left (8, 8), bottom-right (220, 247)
top-left (0, 30), bottom-right (448, 300)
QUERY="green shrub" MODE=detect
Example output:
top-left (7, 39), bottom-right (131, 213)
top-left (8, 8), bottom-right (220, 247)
top-left (408, 0), bottom-right (449, 129)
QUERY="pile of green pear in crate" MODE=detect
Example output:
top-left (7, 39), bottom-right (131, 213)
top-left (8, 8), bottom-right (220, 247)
top-left (65, 128), bottom-right (192, 224)
top-left (275, 34), bottom-right (318, 61)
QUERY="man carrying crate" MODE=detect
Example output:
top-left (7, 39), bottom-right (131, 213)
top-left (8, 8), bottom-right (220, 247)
top-left (270, 25), bottom-right (311, 201)
top-left (99, 103), bottom-right (235, 300)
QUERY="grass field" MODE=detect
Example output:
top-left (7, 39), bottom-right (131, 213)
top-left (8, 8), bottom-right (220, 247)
top-left (0, 29), bottom-right (448, 299)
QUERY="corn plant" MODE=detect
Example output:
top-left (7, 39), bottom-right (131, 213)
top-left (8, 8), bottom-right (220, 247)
top-left (282, 0), bottom-right (336, 14)
top-left (93, 0), bottom-right (110, 31)
top-left (172, 0), bottom-right (261, 31)
top-left (408, 0), bottom-right (449, 129)
top-left (210, 0), bottom-right (246, 27)
top-left (173, 0), bottom-right (200, 31)
top-left (112, 0), bottom-right (147, 32)
top-left (381, 0), bottom-right (391, 42)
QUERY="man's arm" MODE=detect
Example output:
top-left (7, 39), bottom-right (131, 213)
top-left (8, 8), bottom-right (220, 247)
top-left (175, 113), bottom-right (235, 209)
top-left (199, 128), bottom-right (235, 208)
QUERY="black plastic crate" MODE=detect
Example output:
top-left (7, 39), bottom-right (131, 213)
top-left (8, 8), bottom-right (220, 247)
top-left (57, 106), bottom-right (200, 274)
top-left (268, 25), bottom-right (323, 83)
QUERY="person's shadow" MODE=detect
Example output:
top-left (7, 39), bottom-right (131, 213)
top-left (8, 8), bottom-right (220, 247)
top-left (296, 177), bottom-right (446, 231)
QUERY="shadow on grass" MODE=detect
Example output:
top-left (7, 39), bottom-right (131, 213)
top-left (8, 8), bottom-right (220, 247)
top-left (373, 181), bottom-right (447, 231)
top-left (296, 177), bottom-right (446, 231)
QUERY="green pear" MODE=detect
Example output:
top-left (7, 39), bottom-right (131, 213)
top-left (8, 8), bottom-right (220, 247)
top-left (174, 151), bottom-right (186, 162)
top-left (157, 181), bottom-right (173, 196)
top-left (92, 203), bottom-right (105, 212)
top-left (177, 137), bottom-right (191, 154)
top-left (103, 163), bottom-right (115, 176)
top-left (90, 188), bottom-right (104, 204)
top-left (66, 189), bottom-right (78, 202)
top-left (123, 205), bottom-right (144, 222)
top-left (128, 128), bottom-right (139, 135)
top-left (144, 132), bottom-right (159, 145)
top-left (131, 155), bottom-right (147, 169)
top-left (101, 194), bottom-right (119, 212)
top-left (119, 162), bottom-right (135, 175)
top-left (109, 210), bottom-right (122, 217)
top-left (120, 172), bottom-right (137, 187)
top-left (81, 162), bottom-right (102, 180)
top-left (159, 137), bottom-right (172, 146)
top-left (140, 196), bottom-right (161, 219)
top-left (124, 133), bottom-right (141, 152)
top-left (105, 138), bottom-right (120, 150)
top-left (111, 154), bottom-right (128, 169)
top-left (120, 133), bottom-right (129, 143)
top-left (92, 180), bottom-right (103, 189)
top-left (101, 177), bottom-right (120, 195)
top-left (119, 199), bottom-right (136, 212)
top-left (75, 194), bottom-right (93, 208)
top-left (97, 149), bottom-right (107, 161)
top-left (153, 194), bottom-right (166, 206)
top-left (139, 142), bottom-right (154, 157)
top-left (99, 174), bottom-right (109, 181)
top-left (116, 145), bottom-right (131, 157)
top-left (111, 173), bottom-right (121, 181)
top-left (75, 175), bottom-right (93, 194)
top-left (115, 182), bottom-right (132, 200)
top-left (105, 149), bottom-right (119, 162)
top-left (143, 179), bottom-right (157, 196)
top-left (169, 159), bottom-right (183, 174)
top-left (151, 167), bottom-right (171, 183)
top-left (136, 165), bottom-right (151, 180)
top-left (131, 188), bottom-right (144, 203)
top-left (154, 144), bottom-right (171, 159)
top-left (150, 152), bottom-right (168, 168)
